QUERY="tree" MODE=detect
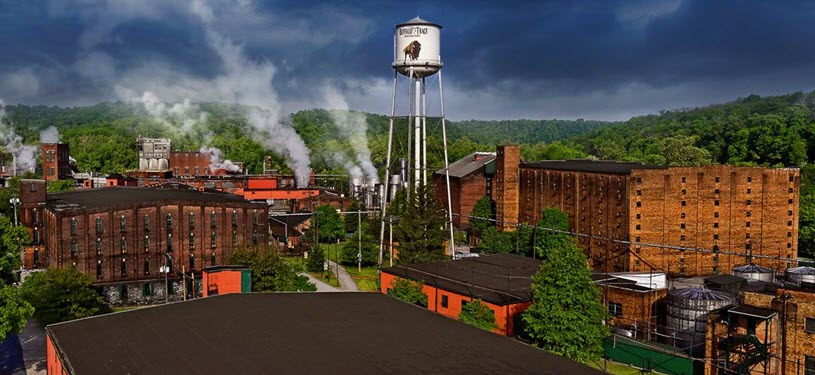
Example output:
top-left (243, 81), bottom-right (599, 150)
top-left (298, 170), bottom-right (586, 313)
top-left (523, 238), bottom-right (608, 362)
top-left (391, 184), bottom-right (448, 264)
top-left (228, 247), bottom-right (316, 292)
top-left (388, 277), bottom-right (428, 307)
top-left (343, 200), bottom-right (361, 234)
top-left (46, 180), bottom-right (75, 193)
top-left (1, 216), bottom-right (30, 284)
top-left (458, 299), bottom-right (498, 331)
top-left (479, 227), bottom-right (515, 254)
top-left (0, 285), bottom-right (34, 341)
top-left (341, 226), bottom-right (378, 267)
top-left (20, 268), bottom-right (108, 325)
top-left (314, 205), bottom-right (343, 243)
top-left (535, 208), bottom-right (572, 259)
top-left (306, 245), bottom-right (326, 273)
top-left (470, 196), bottom-right (494, 235)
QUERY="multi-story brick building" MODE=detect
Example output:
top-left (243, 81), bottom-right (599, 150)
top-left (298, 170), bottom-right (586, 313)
top-left (19, 179), bottom-right (268, 304)
top-left (492, 145), bottom-right (799, 276)
top-left (41, 143), bottom-right (71, 181)
top-left (433, 152), bottom-right (496, 228)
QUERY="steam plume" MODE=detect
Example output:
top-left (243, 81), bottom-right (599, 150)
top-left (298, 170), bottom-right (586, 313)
top-left (0, 100), bottom-right (37, 174)
top-left (39, 126), bottom-right (60, 144)
top-left (200, 146), bottom-right (242, 173)
top-left (321, 84), bottom-right (377, 179)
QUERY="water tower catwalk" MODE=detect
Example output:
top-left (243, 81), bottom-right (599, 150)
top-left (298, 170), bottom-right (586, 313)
top-left (379, 16), bottom-right (456, 265)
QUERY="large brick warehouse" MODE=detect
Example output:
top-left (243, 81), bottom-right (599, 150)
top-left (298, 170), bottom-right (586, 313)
top-left (489, 145), bottom-right (799, 277)
top-left (18, 180), bottom-right (268, 304)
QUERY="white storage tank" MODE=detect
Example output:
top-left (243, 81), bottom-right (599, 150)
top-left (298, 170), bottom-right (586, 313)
top-left (666, 287), bottom-right (736, 355)
top-left (786, 266), bottom-right (815, 284)
top-left (392, 17), bottom-right (442, 78)
top-left (732, 264), bottom-right (774, 282)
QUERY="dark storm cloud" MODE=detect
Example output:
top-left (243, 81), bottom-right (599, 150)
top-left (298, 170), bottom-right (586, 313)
top-left (0, 0), bottom-right (813, 120)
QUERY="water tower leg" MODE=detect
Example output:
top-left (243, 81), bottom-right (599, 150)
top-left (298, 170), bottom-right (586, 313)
top-left (438, 70), bottom-right (456, 258)
top-left (413, 77), bottom-right (422, 191)
top-left (406, 70), bottom-right (413, 199)
top-left (421, 77), bottom-right (428, 186)
top-left (379, 70), bottom-right (399, 269)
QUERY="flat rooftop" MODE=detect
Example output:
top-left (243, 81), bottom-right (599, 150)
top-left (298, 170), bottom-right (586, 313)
top-left (46, 186), bottom-right (249, 211)
top-left (47, 293), bottom-right (601, 375)
top-left (382, 253), bottom-right (541, 305)
top-left (436, 151), bottom-right (496, 178)
top-left (520, 159), bottom-right (664, 175)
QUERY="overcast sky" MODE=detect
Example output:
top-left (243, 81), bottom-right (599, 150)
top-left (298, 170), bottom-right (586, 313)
top-left (1, 0), bottom-right (814, 121)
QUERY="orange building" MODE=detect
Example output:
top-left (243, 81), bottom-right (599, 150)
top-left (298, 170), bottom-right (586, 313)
top-left (202, 265), bottom-right (251, 297)
top-left (380, 253), bottom-right (541, 336)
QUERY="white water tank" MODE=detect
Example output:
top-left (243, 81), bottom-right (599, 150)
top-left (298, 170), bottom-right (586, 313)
top-left (392, 17), bottom-right (442, 78)
top-left (732, 264), bottom-right (774, 282)
top-left (787, 266), bottom-right (815, 284)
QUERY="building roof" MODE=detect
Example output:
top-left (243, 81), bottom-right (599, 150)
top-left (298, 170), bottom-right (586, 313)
top-left (46, 293), bottom-right (600, 375)
top-left (201, 265), bottom-right (249, 273)
top-left (382, 253), bottom-right (541, 305)
top-left (396, 16), bottom-right (442, 28)
top-left (520, 159), bottom-right (665, 175)
top-left (45, 186), bottom-right (249, 211)
top-left (728, 305), bottom-right (777, 320)
top-left (436, 152), bottom-right (496, 178)
top-left (704, 274), bottom-right (747, 286)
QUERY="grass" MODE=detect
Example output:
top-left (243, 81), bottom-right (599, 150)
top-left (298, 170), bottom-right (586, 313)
top-left (586, 359), bottom-right (666, 375)
top-left (346, 266), bottom-right (380, 292)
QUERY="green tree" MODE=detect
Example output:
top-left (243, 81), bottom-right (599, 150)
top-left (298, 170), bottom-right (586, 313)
top-left (470, 196), bottom-right (494, 235)
top-left (1, 216), bottom-right (30, 284)
top-left (458, 299), bottom-right (498, 331)
top-left (228, 247), bottom-right (316, 292)
top-left (314, 205), bottom-right (344, 243)
top-left (479, 227), bottom-right (515, 254)
top-left (46, 180), bottom-right (75, 193)
top-left (343, 200), bottom-right (362, 234)
top-left (388, 278), bottom-right (428, 307)
top-left (391, 184), bottom-right (448, 264)
top-left (306, 245), bottom-right (326, 273)
top-left (0, 285), bottom-right (34, 341)
top-left (535, 208), bottom-right (572, 259)
top-left (341, 226), bottom-right (378, 267)
top-left (20, 268), bottom-right (109, 325)
top-left (523, 238), bottom-right (608, 362)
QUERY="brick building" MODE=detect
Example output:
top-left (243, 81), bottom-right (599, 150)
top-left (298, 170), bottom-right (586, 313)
top-left (170, 151), bottom-right (215, 177)
top-left (380, 253), bottom-right (541, 336)
top-left (19, 179), bottom-right (268, 304)
top-left (491, 145), bottom-right (800, 276)
top-left (433, 152), bottom-right (495, 228)
top-left (594, 272), bottom-right (668, 340)
top-left (41, 143), bottom-right (71, 181)
top-left (705, 283), bottom-right (815, 374)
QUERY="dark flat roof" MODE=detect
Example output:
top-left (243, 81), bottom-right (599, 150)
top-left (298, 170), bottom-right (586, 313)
top-left (47, 293), bottom-right (600, 375)
top-left (729, 305), bottom-right (777, 320)
top-left (45, 186), bottom-right (248, 211)
top-left (436, 152), bottom-right (496, 178)
top-left (520, 159), bottom-right (665, 175)
top-left (382, 254), bottom-right (541, 305)
top-left (704, 274), bottom-right (747, 286)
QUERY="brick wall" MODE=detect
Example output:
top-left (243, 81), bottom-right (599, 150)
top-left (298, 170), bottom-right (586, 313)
top-left (602, 285), bottom-right (667, 338)
top-left (41, 143), bottom-right (71, 181)
top-left (170, 152), bottom-right (212, 177)
top-left (493, 145), bottom-right (519, 231)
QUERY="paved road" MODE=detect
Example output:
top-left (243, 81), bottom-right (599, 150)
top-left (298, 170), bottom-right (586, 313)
top-left (327, 260), bottom-right (359, 292)
top-left (300, 273), bottom-right (339, 292)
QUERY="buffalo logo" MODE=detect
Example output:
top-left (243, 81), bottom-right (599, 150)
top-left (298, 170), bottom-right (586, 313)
top-left (403, 41), bottom-right (421, 62)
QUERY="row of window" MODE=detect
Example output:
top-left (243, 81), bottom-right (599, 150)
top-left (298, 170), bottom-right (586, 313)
top-left (75, 230), bottom-right (257, 257)
top-left (94, 253), bottom-right (218, 278)
top-left (71, 211), bottom-right (261, 236)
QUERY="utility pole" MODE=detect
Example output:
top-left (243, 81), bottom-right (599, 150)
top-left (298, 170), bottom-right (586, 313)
top-left (358, 209), bottom-right (362, 272)
top-left (182, 265), bottom-right (186, 301)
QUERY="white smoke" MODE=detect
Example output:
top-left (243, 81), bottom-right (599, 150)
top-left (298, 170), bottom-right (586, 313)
top-left (199, 146), bottom-right (242, 173)
top-left (321, 84), bottom-right (377, 180)
top-left (117, 88), bottom-right (208, 136)
top-left (39, 126), bottom-right (60, 144)
top-left (0, 99), bottom-right (37, 174)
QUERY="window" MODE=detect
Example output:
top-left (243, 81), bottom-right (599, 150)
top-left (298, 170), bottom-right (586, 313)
top-left (715, 200), bottom-right (720, 206)
top-left (714, 188), bottom-right (719, 194)
top-left (806, 317), bottom-right (815, 333)
top-left (681, 200), bottom-right (686, 207)
top-left (144, 236), bottom-right (150, 251)
top-left (232, 229), bottom-right (237, 244)
top-left (805, 355), bottom-right (815, 375)
top-left (189, 233), bottom-right (195, 250)
top-left (790, 175), bottom-right (795, 182)
top-left (636, 224), bottom-right (641, 230)
top-left (232, 211), bottom-right (238, 227)
top-left (635, 236), bottom-right (640, 242)
top-left (714, 234), bottom-right (719, 240)
top-left (681, 177), bottom-right (686, 183)
top-left (746, 221), bottom-right (751, 227)
top-left (189, 212), bottom-right (195, 230)
top-left (747, 176), bottom-right (752, 182)
top-left (714, 222), bottom-right (719, 228)
top-left (713, 245), bottom-right (719, 252)
top-left (189, 254), bottom-right (195, 271)
top-left (30, 183), bottom-right (38, 192)
top-left (636, 190), bottom-right (642, 196)
top-left (715, 176), bottom-right (720, 183)
top-left (252, 230), bottom-right (259, 245)
top-left (788, 243), bottom-right (792, 248)
top-left (789, 221), bottom-right (794, 226)
top-left (681, 212), bottom-right (686, 219)
top-left (194, 166), bottom-right (200, 175)
top-left (746, 200), bottom-right (752, 206)
top-left (441, 295), bottom-right (449, 308)
top-left (680, 223), bottom-right (686, 229)
top-left (144, 215), bottom-right (150, 232)
top-left (680, 235), bottom-right (686, 241)
top-left (714, 212), bottom-right (719, 218)
top-left (96, 238), bottom-right (102, 255)
top-left (636, 201), bottom-right (641, 208)
top-left (210, 253), bottom-right (216, 266)
top-left (746, 211), bottom-right (751, 217)
top-left (252, 211), bottom-right (259, 225)
top-left (144, 259), bottom-right (150, 275)
top-left (746, 243), bottom-right (752, 250)
top-left (33, 228), bottom-right (40, 244)
top-left (166, 214), bottom-right (173, 232)
top-left (70, 241), bottom-right (78, 258)
top-left (142, 283), bottom-right (153, 296)
top-left (210, 212), bottom-right (217, 228)
top-left (211, 232), bottom-right (216, 248)
top-left (174, 167), bottom-right (179, 175)
top-left (167, 234), bottom-right (174, 252)
top-left (789, 210), bottom-right (794, 216)
top-left (120, 216), bottom-right (126, 233)
top-left (608, 302), bottom-right (623, 318)
top-left (120, 259), bottom-right (127, 277)
top-left (96, 217), bottom-right (103, 234)
top-left (789, 188), bottom-right (794, 194)
top-left (746, 233), bottom-right (751, 239)
top-left (70, 218), bottom-right (77, 235)
top-left (96, 261), bottom-right (102, 278)
top-left (790, 199), bottom-right (794, 204)
top-left (789, 232), bottom-right (793, 238)
top-left (184, 166), bottom-right (189, 174)
top-left (681, 189), bottom-right (686, 195)
top-left (636, 177), bottom-right (642, 183)
top-left (746, 188), bottom-right (751, 194)
top-left (120, 237), bottom-right (126, 253)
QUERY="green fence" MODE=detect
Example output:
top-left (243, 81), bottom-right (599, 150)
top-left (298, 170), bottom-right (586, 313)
top-left (603, 335), bottom-right (701, 375)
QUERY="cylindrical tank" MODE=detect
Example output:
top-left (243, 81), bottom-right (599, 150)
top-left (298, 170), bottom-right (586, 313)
top-left (392, 17), bottom-right (442, 78)
top-left (399, 158), bottom-right (408, 187)
top-left (389, 174), bottom-right (402, 201)
top-left (786, 266), bottom-right (815, 284)
top-left (349, 177), bottom-right (364, 198)
top-left (666, 287), bottom-right (735, 355)
top-left (732, 264), bottom-right (774, 282)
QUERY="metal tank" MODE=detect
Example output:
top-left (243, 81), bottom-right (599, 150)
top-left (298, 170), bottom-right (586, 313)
top-left (392, 17), bottom-right (442, 78)
top-left (786, 266), bottom-right (815, 284)
top-left (349, 177), bottom-right (364, 198)
top-left (666, 287), bottom-right (736, 355)
top-left (732, 264), bottom-right (774, 282)
top-left (389, 174), bottom-right (402, 201)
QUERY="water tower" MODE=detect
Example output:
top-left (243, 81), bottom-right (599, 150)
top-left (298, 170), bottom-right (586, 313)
top-left (379, 16), bottom-right (455, 265)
